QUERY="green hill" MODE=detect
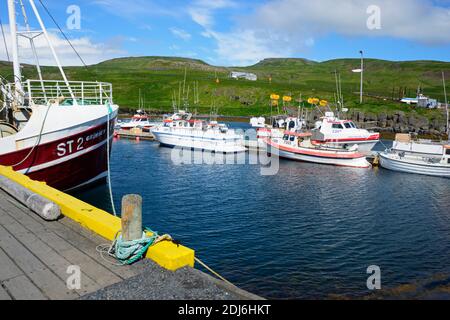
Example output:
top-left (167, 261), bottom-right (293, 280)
top-left (0, 56), bottom-right (449, 120)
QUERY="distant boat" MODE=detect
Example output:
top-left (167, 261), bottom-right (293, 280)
top-left (255, 112), bottom-right (379, 153)
top-left (249, 117), bottom-right (266, 128)
top-left (120, 110), bottom-right (160, 132)
top-left (263, 131), bottom-right (371, 168)
top-left (311, 112), bottom-right (380, 153)
top-left (379, 134), bottom-right (450, 178)
top-left (152, 111), bottom-right (246, 153)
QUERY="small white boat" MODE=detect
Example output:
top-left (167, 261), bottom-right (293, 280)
top-left (249, 116), bottom-right (266, 128)
top-left (263, 131), bottom-right (371, 168)
top-left (152, 114), bottom-right (246, 153)
top-left (379, 134), bottom-right (450, 178)
top-left (120, 110), bottom-right (159, 132)
top-left (312, 112), bottom-right (380, 153)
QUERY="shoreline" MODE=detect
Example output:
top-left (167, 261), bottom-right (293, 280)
top-left (118, 112), bottom-right (448, 140)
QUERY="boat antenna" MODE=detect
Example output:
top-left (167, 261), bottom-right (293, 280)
top-left (0, 16), bottom-right (10, 62)
top-left (443, 71), bottom-right (449, 140)
top-left (37, 0), bottom-right (88, 70)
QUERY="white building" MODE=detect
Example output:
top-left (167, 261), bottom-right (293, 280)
top-left (230, 71), bottom-right (257, 81)
top-left (401, 94), bottom-right (438, 109)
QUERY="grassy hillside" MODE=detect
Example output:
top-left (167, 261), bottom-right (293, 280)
top-left (0, 56), bottom-right (449, 120)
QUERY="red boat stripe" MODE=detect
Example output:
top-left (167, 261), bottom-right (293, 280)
top-left (17, 138), bottom-right (109, 174)
top-left (265, 139), bottom-right (366, 159)
top-left (321, 135), bottom-right (380, 143)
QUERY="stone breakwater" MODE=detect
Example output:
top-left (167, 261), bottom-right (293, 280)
top-left (307, 109), bottom-right (448, 137)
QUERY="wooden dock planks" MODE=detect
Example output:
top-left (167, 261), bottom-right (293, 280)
top-left (0, 189), bottom-right (142, 300)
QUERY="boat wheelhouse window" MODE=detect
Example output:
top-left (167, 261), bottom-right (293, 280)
top-left (290, 135), bottom-right (295, 142)
top-left (350, 122), bottom-right (357, 128)
top-left (332, 124), bottom-right (344, 129)
top-left (283, 134), bottom-right (289, 140)
top-left (344, 123), bottom-right (352, 129)
top-left (446, 149), bottom-right (450, 155)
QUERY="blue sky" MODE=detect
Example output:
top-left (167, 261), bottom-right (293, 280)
top-left (0, 0), bottom-right (449, 66)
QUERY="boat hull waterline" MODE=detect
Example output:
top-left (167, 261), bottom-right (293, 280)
top-left (379, 153), bottom-right (450, 178)
top-left (264, 138), bottom-right (371, 168)
top-left (152, 130), bottom-right (247, 153)
top-left (0, 111), bottom-right (118, 191)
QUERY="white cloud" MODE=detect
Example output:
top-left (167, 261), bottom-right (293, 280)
top-left (206, 29), bottom-right (290, 66)
top-left (0, 25), bottom-right (126, 66)
top-left (188, 0), bottom-right (450, 65)
top-left (188, 0), bottom-right (237, 28)
top-left (249, 0), bottom-right (450, 45)
top-left (169, 27), bottom-right (192, 41)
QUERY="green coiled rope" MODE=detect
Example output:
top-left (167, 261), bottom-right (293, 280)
top-left (111, 229), bottom-right (159, 265)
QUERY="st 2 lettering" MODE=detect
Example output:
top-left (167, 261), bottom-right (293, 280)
top-left (57, 137), bottom-right (84, 157)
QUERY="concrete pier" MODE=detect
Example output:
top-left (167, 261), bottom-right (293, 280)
top-left (0, 174), bottom-right (261, 300)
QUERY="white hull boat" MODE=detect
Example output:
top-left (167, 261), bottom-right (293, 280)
top-left (249, 117), bottom-right (266, 128)
top-left (312, 112), bottom-right (380, 153)
top-left (120, 110), bottom-right (159, 131)
top-left (263, 131), bottom-right (371, 168)
top-left (152, 118), bottom-right (246, 153)
top-left (254, 113), bottom-right (379, 153)
top-left (379, 134), bottom-right (450, 178)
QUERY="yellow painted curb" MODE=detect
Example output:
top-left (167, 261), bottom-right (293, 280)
top-left (0, 166), bottom-right (195, 271)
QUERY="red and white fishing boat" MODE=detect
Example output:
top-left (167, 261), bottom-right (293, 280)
top-left (263, 131), bottom-right (371, 168)
top-left (254, 113), bottom-right (379, 153)
top-left (312, 112), bottom-right (380, 152)
top-left (0, 0), bottom-right (118, 191)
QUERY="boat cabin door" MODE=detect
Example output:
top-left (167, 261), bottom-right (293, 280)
top-left (444, 146), bottom-right (450, 164)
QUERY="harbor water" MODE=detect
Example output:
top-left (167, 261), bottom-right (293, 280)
top-left (75, 123), bottom-right (450, 299)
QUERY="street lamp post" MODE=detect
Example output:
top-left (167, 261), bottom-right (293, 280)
top-left (360, 50), bottom-right (364, 104)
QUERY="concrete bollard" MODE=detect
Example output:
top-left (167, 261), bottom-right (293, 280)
top-left (121, 194), bottom-right (143, 241)
top-left (0, 176), bottom-right (61, 221)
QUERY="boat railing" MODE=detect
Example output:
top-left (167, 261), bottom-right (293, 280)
top-left (6, 80), bottom-right (114, 106)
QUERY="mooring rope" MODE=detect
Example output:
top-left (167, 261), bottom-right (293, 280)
top-left (194, 257), bottom-right (236, 287)
top-left (96, 228), bottom-right (172, 266)
top-left (10, 102), bottom-right (52, 169)
top-left (105, 102), bottom-right (117, 216)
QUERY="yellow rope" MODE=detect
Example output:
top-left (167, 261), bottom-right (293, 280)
top-left (194, 257), bottom-right (236, 287)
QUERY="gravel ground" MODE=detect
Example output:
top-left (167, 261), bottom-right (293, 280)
top-left (81, 259), bottom-right (262, 300)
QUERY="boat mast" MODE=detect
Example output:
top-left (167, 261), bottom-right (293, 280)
top-left (28, 0), bottom-right (76, 104)
top-left (7, 0), bottom-right (23, 103)
top-left (18, 0), bottom-right (46, 100)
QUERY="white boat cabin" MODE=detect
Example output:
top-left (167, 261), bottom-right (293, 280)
top-left (393, 134), bottom-right (449, 157)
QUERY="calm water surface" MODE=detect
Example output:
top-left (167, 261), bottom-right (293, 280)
top-left (75, 123), bottom-right (450, 299)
